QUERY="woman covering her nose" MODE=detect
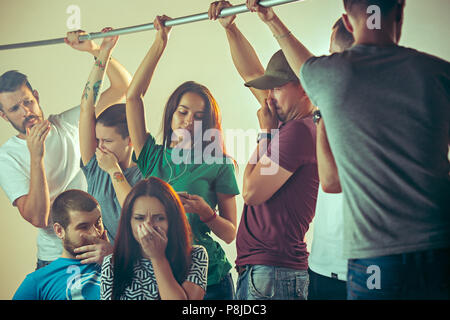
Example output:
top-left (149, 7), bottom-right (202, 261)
top-left (100, 177), bottom-right (208, 300)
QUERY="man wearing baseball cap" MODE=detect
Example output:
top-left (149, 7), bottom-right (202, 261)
top-left (209, 1), bottom-right (318, 300)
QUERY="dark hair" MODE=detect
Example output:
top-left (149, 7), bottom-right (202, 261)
top-left (111, 177), bottom-right (192, 300)
top-left (96, 103), bottom-right (129, 139)
top-left (343, 0), bottom-right (399, 17)
top-left (0, 70), bottom-right (33, 110)
top-left (332, 17), bottom-right (355, 50)
top-left (51, 189), bottom-right (100, 229)
top-left (160, 81), bottom-right (236, 167)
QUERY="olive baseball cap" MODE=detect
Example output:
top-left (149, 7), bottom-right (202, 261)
top-left (244, 49), bottom-right (299, 90)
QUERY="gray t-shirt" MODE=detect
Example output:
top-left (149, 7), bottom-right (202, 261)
top-left (81, 155), bottom-right (142, 243)
top-left (300, 44), bottom-right (450, 259)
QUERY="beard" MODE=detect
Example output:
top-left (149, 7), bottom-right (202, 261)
top-left (9, 110), bottom-right (44, 135)
top-left (63, 233), bottom-right (97, 258)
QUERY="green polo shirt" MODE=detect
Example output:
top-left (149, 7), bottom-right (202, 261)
top-left (133, 134), bottom-right (240, 286)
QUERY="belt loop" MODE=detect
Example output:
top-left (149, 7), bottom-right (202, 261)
top-left (235, 265), bottom-right (248, 276)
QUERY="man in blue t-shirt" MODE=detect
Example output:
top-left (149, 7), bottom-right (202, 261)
top-left (13, 190), bottom-right (109, 300)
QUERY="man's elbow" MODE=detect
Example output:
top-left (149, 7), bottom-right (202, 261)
top-left (222, 227), bottom-right (237, 245)
top-left (242, 188), bottom-right (266, 206)
top-left (20, 208), bottom-right (49, 228)
top-left (321, 179), bottom-right (342, 194)
top-left (26, 216), bottom-right (49, 229)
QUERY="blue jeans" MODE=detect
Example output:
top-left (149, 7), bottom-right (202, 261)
top-left (308, 268), bottom-right (347, 300)
top-left (204, 273), bottom-right (235, 300)
top-left (236, 265), bottom-right (309, 300)
top-left (347, 247), bottom-right (450, 300)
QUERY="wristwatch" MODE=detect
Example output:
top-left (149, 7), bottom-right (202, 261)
top-left (313, 110), bottom-right (322, 125)
top-left (257, 132), bottom-right (272, 143)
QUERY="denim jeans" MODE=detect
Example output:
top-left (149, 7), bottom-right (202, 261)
top-left (308, 268), bottom-right (347, 300)
top-left (236, 265), bottom-right (309, 300)
top-left (204, 273), bottom-right (235, 300)
top-left (347, 247), bottom-right (450, 300)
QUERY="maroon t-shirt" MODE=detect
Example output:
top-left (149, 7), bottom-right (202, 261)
top-left (236, 117), bottom-right (318, 270)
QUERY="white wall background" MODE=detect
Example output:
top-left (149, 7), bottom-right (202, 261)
top-left (0, 0), bottom-right (449, 299)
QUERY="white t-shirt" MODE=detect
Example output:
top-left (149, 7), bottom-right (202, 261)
top-left (0, 105), bottom-right (87, 261)
top-left (309, 185), bottom-right (347, 281)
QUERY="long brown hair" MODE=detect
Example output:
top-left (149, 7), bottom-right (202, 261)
top-left (161, 81), bottom-right (236, 164)
top-left (111, 177), bottom-right (192, 300)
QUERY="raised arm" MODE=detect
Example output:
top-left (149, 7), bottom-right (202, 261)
top-left (209, 1), bottom-right (267, 106)
top-left (126, 15), bottom-right (172, 158)
top-left (246, 0), bottom-right (314, 76)
top-left (76, 28), bottom-right (118, 166)
top-left (64, 29), bottom-right (131, 117)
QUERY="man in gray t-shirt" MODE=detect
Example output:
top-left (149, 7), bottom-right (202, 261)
top-left (246, 0), bottom-right (449, 299)
top-left (301, 43), bottom-right (450, 260)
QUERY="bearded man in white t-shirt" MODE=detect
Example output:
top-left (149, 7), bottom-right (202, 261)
top-left (0, 30), bottom-right (131, 269)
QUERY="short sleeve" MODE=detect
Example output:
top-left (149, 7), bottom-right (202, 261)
top-left (132, 134), bottom-right (161, 178)
top-left (80, 154), bottom-right (99, 182)
top-left (0, 153), bottom-right (30, 205)
top-left (185, 246), bottom-right (208, 292)
top-left (300, 53), bottom-right (351, 111)
top-left (214, 162), bottom-right (240, 195)
top-left (57, 105), bottom-right (81, 127)
top-left (267, 120), bottom-right (316, 173)
top-left (300, 56), bottom-right (323, 107)
top-left (100, 254), bottom-right (114, 300)
top-left (12, 274), bottom-right (38, 300)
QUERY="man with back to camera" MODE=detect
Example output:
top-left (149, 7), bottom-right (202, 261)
top-left (209, 0), bottom-right (319, 300)
top-left (13, 189), bottom-right (106, 300)
top-left (246, 0), bottom-right (449, 299)
top-left (0, 30), bottom-right (131, 270)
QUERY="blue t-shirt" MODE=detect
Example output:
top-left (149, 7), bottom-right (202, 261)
top-left (13, 258), bottom-right (101, 300)
top-left (81, 155), bottom-right (143, 243)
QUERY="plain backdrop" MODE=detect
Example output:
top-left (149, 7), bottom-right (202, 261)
top-left (0, 0), bottom-right (449, 299)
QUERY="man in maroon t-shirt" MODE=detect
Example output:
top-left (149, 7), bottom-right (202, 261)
top-left (209, 1), bottom-right (319, 300)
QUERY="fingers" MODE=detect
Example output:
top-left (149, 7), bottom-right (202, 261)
top-left (216, 1), bottom-right (231, 18)
top-left (74, 244), bottom-right (97, 255)
top-left (139, 222), bottom-right (165, 242)
top-left (95, 147), bottom-right (105, 156)
top-left (74, 244), bottom-right (99, 264)
top-left (266, 98), bottom-right (276, 116)
top-left (101, 27), bottom-right (113, 33)
top-left (39, 126), bottom-right (51, 142)
top-left (177, 191), bottom-right (189, 199)
top-left (209, 1), bottom-right (230, 20)
top-left (246, 0), bottom-right (265, 13)
top-left (65, 30), bottom-right (86, 45)
top-left (154, 14), bottom-right (173, 31)
top-left (153, 226), bottom-right (167, 242)
top-left (101, 27), bottom-right (119, 43)
top-left (27, 120), bottom-right (51, 141)
top-left (154, 15), bottom-right (164, 30)
top-left (75, 250), bottom-right (97, 264)
top-left (208, 2), bottom-right (214, 19)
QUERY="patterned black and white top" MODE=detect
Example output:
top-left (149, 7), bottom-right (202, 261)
top-left (100, 245), bottom-right (208, 300)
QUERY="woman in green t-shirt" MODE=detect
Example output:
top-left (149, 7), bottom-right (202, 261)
top-left (125, 15), bottom-right (240, 300)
